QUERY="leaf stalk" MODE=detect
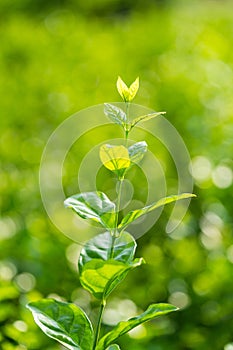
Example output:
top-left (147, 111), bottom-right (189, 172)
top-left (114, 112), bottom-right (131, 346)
top-left (93, 299), bottom-right (106, 350)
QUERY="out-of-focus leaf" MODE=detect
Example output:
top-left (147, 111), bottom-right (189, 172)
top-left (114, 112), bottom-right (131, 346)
top-left (80, 258), bottom-right (144, 299)
top-left (118, 193), bottom-right (196, 229)
top-left (64, 191), bottom-right (115, 229)
top-left (99, 144), bottom-right (130, 172)
top-left (128, 141), bottom-right (148, 164)
top-left (0, 303), bottom-right (16, 322)
top-left (27, 299), bottom-right (93, 350)
top-left (0, 284), bottom-right (19, 301)
top-left (96, 303), bottom-right (178, 350)
top-left (78, 231), bottom-right (136, 273)
top-left (116, 76), bottom-right (139, 102)
top-left (104, 103), bottom-right (126, 127)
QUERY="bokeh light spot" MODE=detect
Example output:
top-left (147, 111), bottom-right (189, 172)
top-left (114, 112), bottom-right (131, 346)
top-left (168, 291), bottom-right (191, 309)
top-left (212, 165), bottom-right (233, 188)
top-left (190, 156), bottom-right (212, 183)
top-left (103, 298), bottom-right (137, 326)
top-left (13, 320), bottom-right (28, 332)
top-left (0, 261), bottom-right (17, 281)
top-left (15, 272), bottom-right (36, 292)
top-left (224, 344), bottom-right (233, 350)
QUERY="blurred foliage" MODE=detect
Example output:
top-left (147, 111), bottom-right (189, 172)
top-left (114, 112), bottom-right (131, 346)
top-left (0, 0), bottom-right (233, 349)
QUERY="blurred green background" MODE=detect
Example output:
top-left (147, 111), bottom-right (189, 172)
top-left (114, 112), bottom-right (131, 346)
top-left (1, 0), bottom-right (233, 349)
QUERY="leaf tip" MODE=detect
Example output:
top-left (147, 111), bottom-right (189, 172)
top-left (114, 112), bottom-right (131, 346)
top-left (185, 193), bottom-right (197, 198)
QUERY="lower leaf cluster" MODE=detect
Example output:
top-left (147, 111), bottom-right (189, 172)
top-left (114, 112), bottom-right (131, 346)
top-left (27, 231), bottom-right (178, 350)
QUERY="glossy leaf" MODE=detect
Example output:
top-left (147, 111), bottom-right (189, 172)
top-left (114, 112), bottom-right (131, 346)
top-left (96, 303), bottom-right (178, 350)
top-left (104, 103), bottom-right (126, 127)
top-left (80, 258), bottom-right (144, 299)
top-left (130, 111), bottom-right (166, 129)
top-left (27, 299), bottom-right (93, 350)
top-left (118, 193), bottom-right (196, 229)
top-left (64, 191), bottom-right (115, 229)
top-left (106, 345), bottom-right (121, 350)
top-left (78, 231), bottom-right (137, 273)
top-left (99, 144), bottom-right (130, 172)
top-left (128, 141), bottom-right (148, 164)
top-left (116, 76), bottom-right (139, 102)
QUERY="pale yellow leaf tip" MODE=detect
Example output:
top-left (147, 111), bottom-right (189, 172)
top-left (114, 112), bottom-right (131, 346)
top-left (116, 76), bottom-right (140, 102)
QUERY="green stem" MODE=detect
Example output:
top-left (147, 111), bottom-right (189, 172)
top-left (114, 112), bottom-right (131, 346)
top-left (93, 96), bottom-right (132, 349)
top-left (125, 129), bottom-right (129, 146)
top-left (110, 177), bottom-right (124, 258)
top-left (125, 101), bottom-right (130, 147)
top-left (125, 101), bottom-right (130, 122)
top-left (115, 178), bottom-right (124, 229)
top-left (92, 299), bottom-right (106, 350)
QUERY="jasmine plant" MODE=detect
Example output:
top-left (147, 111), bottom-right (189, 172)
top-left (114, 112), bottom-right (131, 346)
top-left (27, 77), bottom-right (195, 350)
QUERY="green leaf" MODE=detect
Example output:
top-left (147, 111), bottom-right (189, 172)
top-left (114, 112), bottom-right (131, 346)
top-left (64, 191), bottom-right (115, 229)
top-left (118, 193), bottom-right (196, 229)
top-left (99, 144), bottom-right (130, 172)
top-left (116, 76), bottom-right (139, 102)
top-left (104, 103), bottom-right (126, 127)
top-left (96, 303), bottom-right (178, 350)
top-left (78, 231), bottom-right (137, 273)
top-left (128, 141), bottom-right (148, 164)
top-left (130, 111), bottom-right (166, 129)
top-left (27, 299), bottom-right (93, 350)
top-left (106, 345), bottom-right (121, 350)
top-left (80, 258), bottom-right (144, 299)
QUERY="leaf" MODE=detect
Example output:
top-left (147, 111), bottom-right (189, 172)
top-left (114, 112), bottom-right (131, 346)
top-left (104, 103), bottom-right (126, 127)
top-left (116, 76), bottom-right (139, 102)
top-left (106, 345), bottom-right (121, 350)
top-left (99, 144), bottom-right (130, 172)
top-left (27, 299), bottom-right (93, 350)
top-left (130, 111), bottom-right (166, 129)
top-left (116, 76), bottom-right (130, 102)
top-left (78, 231), bottom-right (137, 273)
top-left (128, 141), bottom-right (148, 164)
top-left (96, 303), bottom-right (178, 350)
top-left (128, 77), bottom-right (139, 101)
top-left (118, 193), bottom-right (196, 229)
top-left (80, 258), bottom-right (144, 299)
top-left (64, 191), bottom-right (115, 229)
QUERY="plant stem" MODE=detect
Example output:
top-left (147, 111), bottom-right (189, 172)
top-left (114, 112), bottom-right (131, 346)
top-left (93, 95), bottom-right (133, 349)
top-left (125, 129), bottom-right (129, 146)
top-left (110, 177), bottom-right (124, 258)
top-left (125, 101), bottom-right (130, 146)
top-left (125, 101), bottom-right (130, 122)
top-left (115, 178), bottom-right (124, 229)
top-left (92, 299), bottom-right (106, 350)
top-left (111, 99), bottom-right (130, 254)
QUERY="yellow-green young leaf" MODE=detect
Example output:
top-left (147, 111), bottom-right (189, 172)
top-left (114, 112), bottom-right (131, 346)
top-left (116, 76), bottom-right (130, 102)
top-left (128, 77), bottom-right (139, 101)
top-left (99, 144), bottom-right (130, 171)
top-left (116, 76), bottom-right (139, 102)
